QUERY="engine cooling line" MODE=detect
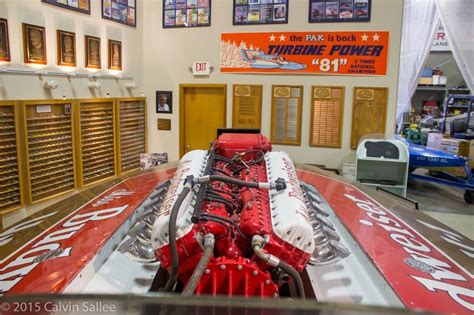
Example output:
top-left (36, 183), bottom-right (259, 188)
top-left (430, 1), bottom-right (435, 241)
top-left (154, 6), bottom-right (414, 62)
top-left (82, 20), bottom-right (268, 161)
top-left (196, 175), bottom-right (287, 191)
top-left (161, 182), bottom-right (193, 292)
top-left (182, 233), bottom-right (215, 296)
top-left (252, 235), bottom-right (306, 299)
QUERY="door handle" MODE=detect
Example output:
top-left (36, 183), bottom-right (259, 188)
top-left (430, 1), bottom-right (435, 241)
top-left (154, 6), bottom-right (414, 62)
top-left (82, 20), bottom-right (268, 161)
top-left (186, 144), bottom-right (190, 151)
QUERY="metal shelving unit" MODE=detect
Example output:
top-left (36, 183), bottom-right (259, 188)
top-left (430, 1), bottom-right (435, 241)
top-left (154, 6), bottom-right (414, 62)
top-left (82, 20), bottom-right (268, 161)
top-left (0, 97), bottom-right (147, 217)
top-left (0, 101), bottom-right (23, 214)
top-left (117, 98), bottom-right (147, 174)
top-left (23, 100), bottom-right (77, 204)
top-left (77, 99), bottom-right (117, 186)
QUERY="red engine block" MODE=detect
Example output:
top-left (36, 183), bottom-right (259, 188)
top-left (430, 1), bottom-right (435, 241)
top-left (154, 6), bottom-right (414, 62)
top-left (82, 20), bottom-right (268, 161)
top-left (154, 134), bottom-right (312, 297)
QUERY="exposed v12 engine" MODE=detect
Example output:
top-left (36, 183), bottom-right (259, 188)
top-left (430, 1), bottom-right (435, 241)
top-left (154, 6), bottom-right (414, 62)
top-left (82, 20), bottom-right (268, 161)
top-left (151, 133), bottom-right (345, 297)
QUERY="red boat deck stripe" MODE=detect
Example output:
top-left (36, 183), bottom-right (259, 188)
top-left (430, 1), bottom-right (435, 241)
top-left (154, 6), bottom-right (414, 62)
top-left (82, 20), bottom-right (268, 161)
top-left (0, 169), bottom-right (176, 296)
top-left (297, 170), bottom-right (473, 315)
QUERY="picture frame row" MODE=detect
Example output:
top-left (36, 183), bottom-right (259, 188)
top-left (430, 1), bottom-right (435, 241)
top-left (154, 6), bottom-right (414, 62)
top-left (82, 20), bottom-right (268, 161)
top-left (164, 0), bottom-right (371, 28)
top-left (41, 0), bottom-right (137, 27)
top-left (0, 19), bottom-right (122, 70)
top-left (21, 1), bottom-right (371, 31)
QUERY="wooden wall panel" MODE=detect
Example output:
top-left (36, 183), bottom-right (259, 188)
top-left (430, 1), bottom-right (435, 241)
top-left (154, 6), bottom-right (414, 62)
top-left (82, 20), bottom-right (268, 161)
top-left (310, 86), bottom-right (344, 148)
top-left (270, 85), bottom-right (303, 146)
top-left (351, 87), bottom-right (388, 149)
top-left (232, 84), bottom-right (262, 129)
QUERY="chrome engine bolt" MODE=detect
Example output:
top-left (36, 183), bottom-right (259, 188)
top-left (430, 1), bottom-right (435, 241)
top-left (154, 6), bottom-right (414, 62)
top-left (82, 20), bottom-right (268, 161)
top-left (237, 265), bottom-right (243, 270)
top-left (265, 280), bottom-right (271, 285)
top-left (252, 270), bottom-right (258, 276)
top-left (220, 265), bottom-right (226, 270)
top-left (205, 269), bottom-right (210, 274)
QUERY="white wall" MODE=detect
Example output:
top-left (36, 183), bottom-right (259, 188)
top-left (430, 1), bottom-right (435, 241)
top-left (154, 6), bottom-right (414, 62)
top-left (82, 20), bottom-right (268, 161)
top-left (143, 0), bottom-right (403, 168)
top-left (0, 0), bottom-right (144, 100)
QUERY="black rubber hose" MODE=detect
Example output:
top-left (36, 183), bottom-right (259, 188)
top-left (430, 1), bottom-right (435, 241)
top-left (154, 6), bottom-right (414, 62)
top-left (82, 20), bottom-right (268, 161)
top-left (204, 194), bottom-right (237, 211)
top-left (205, 191), bottom-right (240, 210)
top-left (207, 175), bottom-right (260, 188)
top-left (161, 186), bottom-right (191, 292)
top-left (278, 260), bottom-right (306, 300)
top-left (208, 187), bottom-right (241, 201)
top-left (181, 234), bottom-right (215, 296)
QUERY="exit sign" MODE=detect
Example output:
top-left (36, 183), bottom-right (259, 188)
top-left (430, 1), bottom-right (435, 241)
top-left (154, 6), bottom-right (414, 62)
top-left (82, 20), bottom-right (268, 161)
top-left (192, 62), bottom-right (211, 76)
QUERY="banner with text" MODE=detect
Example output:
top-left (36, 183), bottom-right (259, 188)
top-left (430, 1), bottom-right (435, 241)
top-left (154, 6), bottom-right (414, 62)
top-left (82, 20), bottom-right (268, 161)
top-left (221, 31), bottom-right (389, 75)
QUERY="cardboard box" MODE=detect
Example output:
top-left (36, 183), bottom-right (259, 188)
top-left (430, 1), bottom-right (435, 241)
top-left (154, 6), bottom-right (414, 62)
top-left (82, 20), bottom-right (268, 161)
top-left (419, 77), bottom-right (433, 85)
top-left (427, 133), bottom-right (444, 150)
top-left (341, 163), bottom-right (356, 181)
top-left (440, 138), bottom-right (470, 157)
top-left (440, 138), bottom-right (473, 177)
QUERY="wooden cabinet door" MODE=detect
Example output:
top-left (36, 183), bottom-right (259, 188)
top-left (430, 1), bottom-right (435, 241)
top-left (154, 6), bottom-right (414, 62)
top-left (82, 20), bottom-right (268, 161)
top-left (351, 87), bottom-right (388, 149)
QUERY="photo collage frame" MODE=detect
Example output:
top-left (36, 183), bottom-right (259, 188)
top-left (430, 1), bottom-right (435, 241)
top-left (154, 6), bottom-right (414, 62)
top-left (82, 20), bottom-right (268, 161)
top-left (102, 0), bottom-right (137, 27)
top-left (233, 0), bottom-right (289, 25)
top-left (308, 0), bottom-right (371, 23)
top-left (163, 0), bottom-right (211, 28)
top-left (41, 0), bottom-right (91, 15)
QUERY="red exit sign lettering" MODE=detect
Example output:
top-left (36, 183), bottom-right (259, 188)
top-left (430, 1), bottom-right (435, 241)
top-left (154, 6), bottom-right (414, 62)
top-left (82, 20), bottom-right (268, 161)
top-left (192, 62), bottom-right (211, 75)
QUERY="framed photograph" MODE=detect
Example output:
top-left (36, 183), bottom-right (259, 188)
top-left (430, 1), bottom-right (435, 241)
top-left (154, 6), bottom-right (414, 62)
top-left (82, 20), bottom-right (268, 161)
top-left (85, 35), bottom-right (101, 69)
top-left (163, 0), bottom-right (211, 28)
top-left (0, 18), bottom-right (10, 62)
top-left (156, 91), bottom-right (172, 113)
top-left (41, 0), bottom-right (91, 15)
top-left (102, 0), bottom-right (136, 27)
top-left (233, 0), bottom-right (288, 25)
top-left (140, 153), bottom-right (168, 170)
top-left (108, 40), bottom-right (122, 70)
top-left (22, 23), bottom-right (47, 65)
top-left (308, 0), bottom-right (371, 23)
top-left (57, 30), bottom-right (76, 67)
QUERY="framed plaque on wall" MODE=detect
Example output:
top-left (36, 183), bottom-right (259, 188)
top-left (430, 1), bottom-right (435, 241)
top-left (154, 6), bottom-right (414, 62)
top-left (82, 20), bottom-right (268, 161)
top-left (310, 86), bottom-right (345, 148)
top-left (232, 84), bottom-right (262, 129)
top-left (0, 18), bottom-right (10, 62)
top-left (270, 85), bottom-right (303, 146)
top-left (351, 87), bottom-right (388, 149)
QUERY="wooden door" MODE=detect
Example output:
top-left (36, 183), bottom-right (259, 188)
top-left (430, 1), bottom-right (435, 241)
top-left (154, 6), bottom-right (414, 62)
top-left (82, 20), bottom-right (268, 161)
top-left (351, 87), bottom-right (388, 149)
top-left (180, 84), bottom-right (227, 156)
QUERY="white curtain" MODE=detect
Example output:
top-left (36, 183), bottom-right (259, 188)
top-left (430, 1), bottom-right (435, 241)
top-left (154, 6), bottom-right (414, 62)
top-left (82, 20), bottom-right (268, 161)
top-left (435, 0), bottom-right (474, 93)
top-left (396, 0), bottom-right (439, 131)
